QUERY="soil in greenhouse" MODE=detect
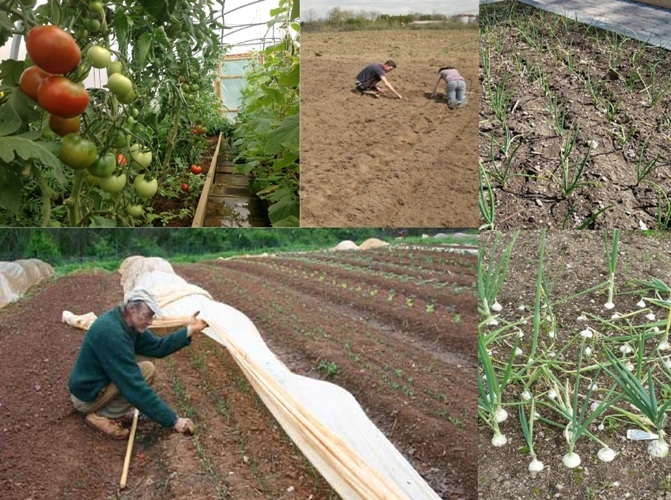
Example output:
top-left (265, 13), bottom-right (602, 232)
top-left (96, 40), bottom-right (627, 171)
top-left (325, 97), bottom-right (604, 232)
top-left (0, 246), bottom-right (475, 499)
top-left (300, 29), bottom-right (479, 228)
top-left (478, 231), bottom-right (671, 499)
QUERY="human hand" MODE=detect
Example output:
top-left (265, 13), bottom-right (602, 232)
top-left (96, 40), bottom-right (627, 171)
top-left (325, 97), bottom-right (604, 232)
top-left (397, 94), bottom-right (403, 99)
top-left (174, 417), bottom-right (194, 434)
top-left (187, 311), bottom-right (208, 337)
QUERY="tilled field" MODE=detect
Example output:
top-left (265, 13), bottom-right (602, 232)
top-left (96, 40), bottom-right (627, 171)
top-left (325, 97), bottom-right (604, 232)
top-left (0, 245), bottom-right (476, 499)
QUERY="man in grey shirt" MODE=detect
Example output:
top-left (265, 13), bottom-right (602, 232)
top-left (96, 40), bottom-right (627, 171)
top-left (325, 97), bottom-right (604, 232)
top-left (355, 60), bottom-right (403, 99)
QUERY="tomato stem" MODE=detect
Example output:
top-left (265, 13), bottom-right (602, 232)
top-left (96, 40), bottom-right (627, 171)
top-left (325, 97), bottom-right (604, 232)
top-left (65, 169), bottom-right (86, 226)
top-left (30, 163), bottom-right (57, 227)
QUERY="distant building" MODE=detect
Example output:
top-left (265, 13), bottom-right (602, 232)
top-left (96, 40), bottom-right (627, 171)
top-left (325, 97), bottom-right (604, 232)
top-left (454, 13), bottom-right (478, 23)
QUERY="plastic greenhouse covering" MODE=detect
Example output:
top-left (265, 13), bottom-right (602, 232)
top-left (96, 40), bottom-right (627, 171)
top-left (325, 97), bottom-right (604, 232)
top-left (0, 259), bottom-right (54, 309)
top-left (61, 256), bottom-right (443, 499)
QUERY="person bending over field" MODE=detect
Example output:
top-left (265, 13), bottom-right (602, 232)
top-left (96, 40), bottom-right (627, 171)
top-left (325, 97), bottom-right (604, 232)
top-left (355, 60), bottom-right (403, 99)
top-left (68, 289), bottom-right (208, 439)
top-left (431, 66), bottom-right (467, 110)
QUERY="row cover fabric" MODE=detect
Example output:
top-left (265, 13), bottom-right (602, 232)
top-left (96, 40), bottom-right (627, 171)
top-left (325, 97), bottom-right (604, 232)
top-left (65, 256), bottom-right (442, 499)
top-left (0, 259), bottom-right (54, 309)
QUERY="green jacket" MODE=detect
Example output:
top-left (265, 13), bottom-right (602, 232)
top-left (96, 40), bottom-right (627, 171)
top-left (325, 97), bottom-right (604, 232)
top-left (68, 307), bottom-right (191, 427)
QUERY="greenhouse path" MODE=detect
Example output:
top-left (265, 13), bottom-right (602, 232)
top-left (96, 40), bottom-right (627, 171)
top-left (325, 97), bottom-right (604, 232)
top-left (480, 0), bottom-right (671, 50)
top-left (200, 142), bottom-right (270, 228)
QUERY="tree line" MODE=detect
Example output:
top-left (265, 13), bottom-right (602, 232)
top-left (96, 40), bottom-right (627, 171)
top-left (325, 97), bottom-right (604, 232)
top-left (301, 8), bottom-right (478, 32)
top-left (0, 228), bottom-right (470, 264)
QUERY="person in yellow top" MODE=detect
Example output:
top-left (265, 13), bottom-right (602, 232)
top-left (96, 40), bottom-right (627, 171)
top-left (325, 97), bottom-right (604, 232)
top-left (431, 66), bottom-right (467, 110)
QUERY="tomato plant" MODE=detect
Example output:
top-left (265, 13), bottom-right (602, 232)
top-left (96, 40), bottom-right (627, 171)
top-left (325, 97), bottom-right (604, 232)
top-left (0, 0), bottom-right (230, 226)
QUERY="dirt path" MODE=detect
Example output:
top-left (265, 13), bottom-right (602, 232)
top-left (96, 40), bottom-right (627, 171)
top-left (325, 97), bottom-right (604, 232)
top-left (300, 29), bottom-right (479, 228)
top-left (0, 246), bottom-right (476, 499)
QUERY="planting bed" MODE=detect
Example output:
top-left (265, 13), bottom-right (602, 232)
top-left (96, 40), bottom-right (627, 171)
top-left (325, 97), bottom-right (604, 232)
top-left (0, 245), bottom-right (476, 499)
top-left (300, 29), bottom-right (479, 228)
top-left (480, 1), bottom-right (671, 230)
top-left (479, 230), bottom-right (671, 499)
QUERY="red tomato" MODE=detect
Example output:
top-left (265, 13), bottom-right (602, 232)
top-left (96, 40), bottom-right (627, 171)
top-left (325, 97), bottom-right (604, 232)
top-left (48, 115), bottom-right (81, 137)
top-left (38, 76), bottom-right (89, 118)
top-left (19, 66), bottom-right (52, 101)
top-left (25, 25), bottom-right (81, 75)
top-left (190, 165), bottom-right (202, 174)
top-left (117, 153), bottom-right (128, 166)
top-left (191, 128), bottom-right (198, 134)
top-left (181, 183), bottom-right (189, 191)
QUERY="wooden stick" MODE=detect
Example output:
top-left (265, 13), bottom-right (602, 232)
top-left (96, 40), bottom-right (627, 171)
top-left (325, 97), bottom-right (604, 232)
top-left (119, 408), bottom-right (140, 489)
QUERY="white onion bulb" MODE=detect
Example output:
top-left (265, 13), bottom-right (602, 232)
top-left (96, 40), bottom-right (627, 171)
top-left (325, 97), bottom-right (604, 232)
top-left (597, 447), bottom-right (616, 462)
top-left (562, 452), bottom-right (581, 468)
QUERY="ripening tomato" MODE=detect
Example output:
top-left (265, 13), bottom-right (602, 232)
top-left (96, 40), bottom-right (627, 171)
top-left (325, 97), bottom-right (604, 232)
top-left (181, 183), bottom-right (189, 192)
top-left (117, 153), bottom-right (128, 166)
top-left (25, 25), bottom-right (81, 75)
top-left (38, 76), bottom-right (89, 118)
top-left (130, 144), bottom-right (152, 169)
top-left (19, 66), bottom-right (51, 101)
top-left (48, 114), bottom-right (81, 137)
top-left (58, 133), bottom-right (97, 170)
top-left (190, 165), bottom-right (202, 174)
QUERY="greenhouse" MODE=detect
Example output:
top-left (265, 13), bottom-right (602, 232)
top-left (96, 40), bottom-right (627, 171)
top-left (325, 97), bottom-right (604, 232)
top-left (0, 0), bottom-right (299, 228)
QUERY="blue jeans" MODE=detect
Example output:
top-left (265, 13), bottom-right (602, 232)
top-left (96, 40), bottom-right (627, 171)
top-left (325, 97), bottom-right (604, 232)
top-left (446, 80), bottom-right (466, 103)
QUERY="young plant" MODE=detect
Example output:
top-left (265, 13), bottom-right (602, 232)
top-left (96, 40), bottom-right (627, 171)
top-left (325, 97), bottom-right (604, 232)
top-left (540, 340), bottom-right (618, 468)
top-left (603, 340), bottom-right (671, 457)
top-left (519, 397), bottom-right (544, 474)
top-left (634, 278), bottom-right (671, 350)
top-left (478, 232), bottom-right (520, 324)
top-left (479, 161), bottom-right (496, 230)
top-left (478, 324), bottom-right (521, 446)
top-left (603, 230), bottom-right (620, 310)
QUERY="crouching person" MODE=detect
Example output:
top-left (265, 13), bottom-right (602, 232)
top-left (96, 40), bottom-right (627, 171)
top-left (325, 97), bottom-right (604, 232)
top-left (68, 289), bottom-right (208, 439)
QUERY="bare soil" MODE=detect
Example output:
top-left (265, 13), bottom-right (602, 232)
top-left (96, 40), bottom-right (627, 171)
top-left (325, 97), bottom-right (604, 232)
top-left (479, 230), bottom-right (671, 499)
top-left (480, 1), bottom-right (671, 230)
top-left (0, 245), bottom-right (476, 499)
top-left (300, 29), bottom-right (479, 228)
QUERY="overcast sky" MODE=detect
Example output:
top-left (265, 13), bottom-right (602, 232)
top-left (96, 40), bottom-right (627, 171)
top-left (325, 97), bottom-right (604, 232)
top-left (302, 0), bottom-right (479, 19)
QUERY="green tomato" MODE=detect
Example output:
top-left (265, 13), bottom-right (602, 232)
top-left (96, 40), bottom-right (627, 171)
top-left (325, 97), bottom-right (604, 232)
top-left (110, 129), bottom-right (127, 148)
top-left (99, 173), bottom-right (127, 194)
top-left (181, 83), bottom-right (190, 93)
top-left (131, 107), bottom-right (139, 118)
top-left (89, 1), bottom-right (104, 14)
top-left (87, 20), bottom-right (101, 33)
top-left (87, 152), bottom-right (116, 178)
top-left (127, 204), bottom-right (144, 217)
top-left (107, 61), bottom-right (123, 76)
top-left (130, 144), bottom-right (152, 169)
top-left (190, 84), bottom-right (199, 92)
top-left (117, 89), bottom-right (136, 104)
top-left (59, 133), bottom-right (98, 170)
top-left (133, 174), bottom-right (158, 198)
top-left (88, 46), bottom-right (111, 69)
top-left (106, 73), bottom-right (132, 96)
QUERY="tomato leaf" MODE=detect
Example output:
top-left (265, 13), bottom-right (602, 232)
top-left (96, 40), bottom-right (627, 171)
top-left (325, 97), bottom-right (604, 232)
top-left (135, 32), bottom-right (152, 67)
top-left (0, 162), bottom-right (22, 214)
top-left (265, 114), bottom-right (298, 155)
top-left (0, 90), bottom-right (41, 137)
top-left (0, 12), bottom-right (13, 49)
top-left (290, 0), bottom-right (299, 21)
top-left (0, 136), bottom-right (62, 166)
top-left (0, 59), bottom-right (26, 87)
top-left (137, 0), bottom-right (177, 24)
